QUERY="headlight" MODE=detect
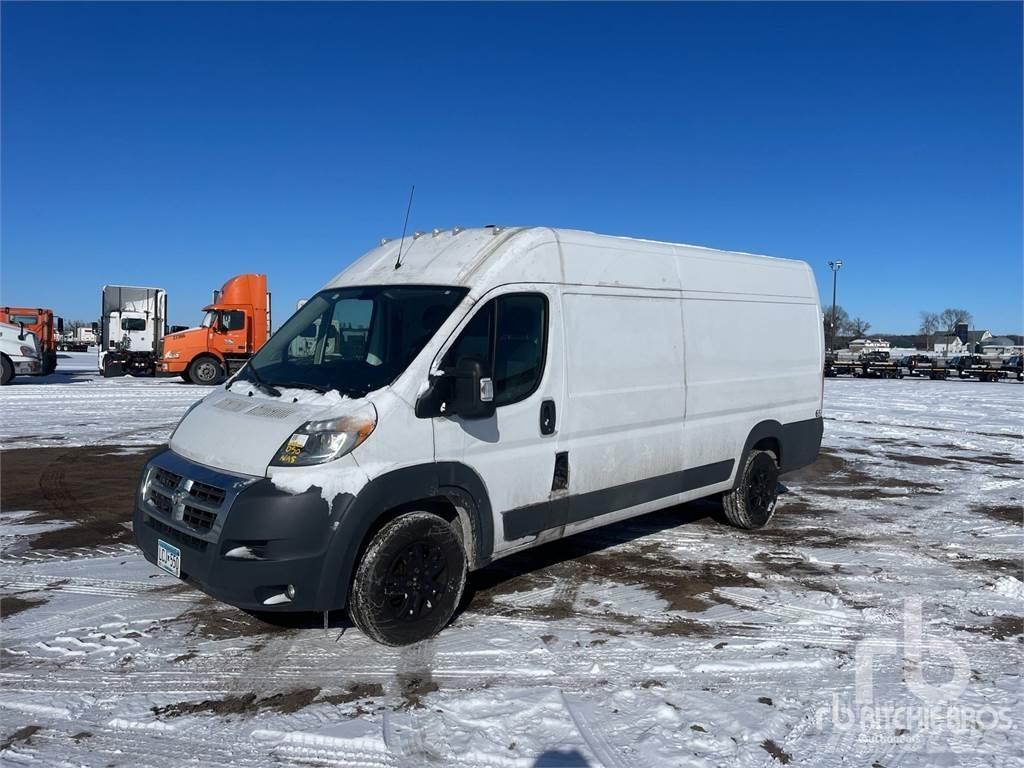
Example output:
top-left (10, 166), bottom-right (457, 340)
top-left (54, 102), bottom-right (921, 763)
top-left (164, 350), bottom-right (180, 359)
top-left (19, 346), bottom-right (36, 357)
top-left (271, 405), bottom-right (377, 467)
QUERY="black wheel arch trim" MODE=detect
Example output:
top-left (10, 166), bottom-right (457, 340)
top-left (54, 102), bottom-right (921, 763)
top-left (318, 461), bottom-right (493, 610)
top-left (737, 416), bottom-right (823, 479)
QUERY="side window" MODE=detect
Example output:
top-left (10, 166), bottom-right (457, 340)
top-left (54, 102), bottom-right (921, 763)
top-left (221, 310), bottom-right (246, 331)
top-left (493, 295), bottom-right (546, 405)
top-left (442, 293), bottom-right (547, 407)
top-left (442, 303), bottom-right (493, 369)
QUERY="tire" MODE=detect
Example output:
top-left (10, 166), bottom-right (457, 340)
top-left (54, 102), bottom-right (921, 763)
top-left (721, 449), bottom-right (780, 530)
top-left (180, 371), bottom-right (192, 384)
top-left (102, 358), bottom-right (125, 378)
top-left (349, 511), bottom-right (468, 646)
top-left (42, 352), bottom-right (57, 375)
top-left (188, 356), bottom-right (225, 386)
top-left (1, 355), bottom-right (13, 386)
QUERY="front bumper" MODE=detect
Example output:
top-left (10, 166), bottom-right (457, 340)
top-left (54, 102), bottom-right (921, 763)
top-left (158, 359), bottom-right (187, 375)
top-left (134, 449), bottom-right (353, 611)
top-left (13, 359), bottom-right (40, 375)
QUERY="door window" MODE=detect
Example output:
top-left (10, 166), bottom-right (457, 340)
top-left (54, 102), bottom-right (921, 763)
top-left (220, 310), bottom-right (246, 331)
top-left (443, 293), bottom-right (547, 407)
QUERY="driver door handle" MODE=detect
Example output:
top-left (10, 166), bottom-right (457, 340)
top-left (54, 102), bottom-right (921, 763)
top-left (540, 399), bottom-right (556, 436)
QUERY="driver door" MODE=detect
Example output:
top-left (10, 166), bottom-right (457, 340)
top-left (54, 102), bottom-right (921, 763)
top-left (217, 310), bottom-right (250, 355)
top-left (432, 284), bottom-right (565, 554)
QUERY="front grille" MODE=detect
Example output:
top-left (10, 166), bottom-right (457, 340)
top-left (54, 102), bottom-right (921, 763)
top-left (149, 490), bottom-right (173, 515)
top-left (145, 467), bottom-right (227, 535)
top-left (182, 504), bottom-right (217, 532)
top-left (188, 481), bottom-right (225, 506)
top-left (145, 515), bottom-right (208, 552)
top-left (153, 468), bottom-right (182, 492)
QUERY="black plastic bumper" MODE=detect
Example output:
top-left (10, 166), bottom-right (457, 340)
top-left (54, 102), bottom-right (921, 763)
top-left (134, 450), bottom-right (354, 612)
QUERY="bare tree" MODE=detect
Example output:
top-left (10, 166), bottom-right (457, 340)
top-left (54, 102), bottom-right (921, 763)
top-left (847, 317), bottom-right (871, 337)
top-left (939, 308), bottom-right (973, 334)
top-left (919, 311), bottom-right (940, 350)
top-left (822, 304), bottom-right (850, 347)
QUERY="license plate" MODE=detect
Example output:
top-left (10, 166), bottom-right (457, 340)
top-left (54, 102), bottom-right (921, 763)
top-left (157, 539), bottom-right (181, 578)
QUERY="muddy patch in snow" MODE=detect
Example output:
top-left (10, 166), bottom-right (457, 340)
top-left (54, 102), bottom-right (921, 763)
top-left (1, 445), bottom-right (159, 550)
top-left (954, 615), bottom-right (1023, 641)
top-left (468, 504), bottom-right (753, 618)
top-left (176, 600), bottom-right (298, 641)
top-left (971, 504), bottom-right (1023, 525)
top-left (0, 593), bottom-right (48, 617)
top-left (319, 682), bottom-right (386, 705)
top-left (0, 725), bottom-right (42, 751)
top-left (152, 687), bottom-right (322, 719)
top-left (397, 672), bottom-right (440, 709)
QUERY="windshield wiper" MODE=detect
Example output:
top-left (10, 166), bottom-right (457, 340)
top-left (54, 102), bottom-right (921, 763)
top-left (229, 366), bottom-right (281, 398)
top-left (271, 380), bottom-right (331, 395)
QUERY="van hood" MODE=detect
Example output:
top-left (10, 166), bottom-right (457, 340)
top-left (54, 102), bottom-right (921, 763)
top-left (169, 385), bottom-right (362, 476)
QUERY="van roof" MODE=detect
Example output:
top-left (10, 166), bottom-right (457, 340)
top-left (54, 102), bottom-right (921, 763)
top-left (325, 226), bottom-right (817, 300)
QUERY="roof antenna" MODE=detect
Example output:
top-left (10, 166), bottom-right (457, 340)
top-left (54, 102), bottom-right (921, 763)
top-left (394, 184), bottom-right (415, 270)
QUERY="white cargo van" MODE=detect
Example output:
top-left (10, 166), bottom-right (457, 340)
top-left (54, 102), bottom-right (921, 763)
top-left (0, 321), bottom-right (42, 385)
top-left (135, 227), bottom-right (823, 645)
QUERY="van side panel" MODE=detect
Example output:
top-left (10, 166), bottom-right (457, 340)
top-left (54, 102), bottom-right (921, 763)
top-left (560, 290), bottom-right (686, 500)
top-left (681, 296), bottom-right (822, 478)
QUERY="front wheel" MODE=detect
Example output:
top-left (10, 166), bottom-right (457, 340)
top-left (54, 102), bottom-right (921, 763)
top-left (188, 356), bottom-right (225, 386)
top-left (721, 449), bottom-right (780, 529)
top-left (349, 512), bottom-right (467, 646)
top-left (1, 356), bottom-right (13, 386)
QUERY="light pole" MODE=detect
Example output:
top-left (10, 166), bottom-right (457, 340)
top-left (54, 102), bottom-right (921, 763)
top-left (828, 260), bottom-right (843, 352)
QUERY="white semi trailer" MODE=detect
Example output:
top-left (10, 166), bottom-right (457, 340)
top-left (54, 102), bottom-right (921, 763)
top-left (98, 285), bottom-right (168, 377)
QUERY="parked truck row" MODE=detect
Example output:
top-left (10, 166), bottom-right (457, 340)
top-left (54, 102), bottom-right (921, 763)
top-left (2, 273), bottom-right (272, 386)
top-left (825, 350), bottom-right (1022, 381)
top-left (96, 275), bottom-right (270, 382)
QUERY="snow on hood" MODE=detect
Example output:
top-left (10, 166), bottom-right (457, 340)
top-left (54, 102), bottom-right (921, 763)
top-left (168, 384), bottom-right (365, 477)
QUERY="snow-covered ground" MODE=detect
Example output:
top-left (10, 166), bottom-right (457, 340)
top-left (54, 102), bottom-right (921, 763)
top-left (0, 352), bottom-right (214, 449)
top-left (1, 367), bottom-right (1021, 766)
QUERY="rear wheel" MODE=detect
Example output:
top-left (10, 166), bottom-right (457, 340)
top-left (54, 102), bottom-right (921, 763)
top-left (188, 356), bottom-right (225, 386)
top-left (349, 512), bottom-right (467, 646)
top-left (1, 356), bottom-right (13, 386)
top-left (721, 449), bottom-right (780, 529)
top-left (102, 358), bottom-right (125, 377)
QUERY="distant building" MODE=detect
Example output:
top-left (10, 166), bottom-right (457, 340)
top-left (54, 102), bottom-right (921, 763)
top-left (932, 323), bottom-right (992, 354)
top-left (980, 336), bottom-right (1023, 356)
top-left (848, 338), bottom-right (891, 355)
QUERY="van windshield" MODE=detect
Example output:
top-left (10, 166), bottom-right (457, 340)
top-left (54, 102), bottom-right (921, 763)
top-left (243, 285), bottom-right (467, 398)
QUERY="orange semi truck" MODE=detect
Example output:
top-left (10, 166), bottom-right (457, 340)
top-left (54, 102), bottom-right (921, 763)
top-left (159, 274), bottom-right (271, 385)
top-left (0, 307), bottom-right (62, 374)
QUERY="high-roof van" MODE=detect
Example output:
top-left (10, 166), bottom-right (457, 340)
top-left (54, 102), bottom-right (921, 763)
top-left (134, 227), bottom-right (824, 645)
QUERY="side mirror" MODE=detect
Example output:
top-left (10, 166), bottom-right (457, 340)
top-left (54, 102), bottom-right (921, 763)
top-left (451, 357), bottom-right (495, 420)
top-left (18, 322), bottom-right (25, 340)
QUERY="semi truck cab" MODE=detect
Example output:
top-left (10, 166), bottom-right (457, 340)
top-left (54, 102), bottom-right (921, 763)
top-left (0, 321), bottom-right (42, 385)
top-left (0, 307), bottom-right (61, 374)
top-left (159, 273), bottom-right (270, 385)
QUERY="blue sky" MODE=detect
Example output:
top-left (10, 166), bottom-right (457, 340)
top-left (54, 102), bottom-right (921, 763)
top-left (2, 2), bottom-right (1021, 332)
